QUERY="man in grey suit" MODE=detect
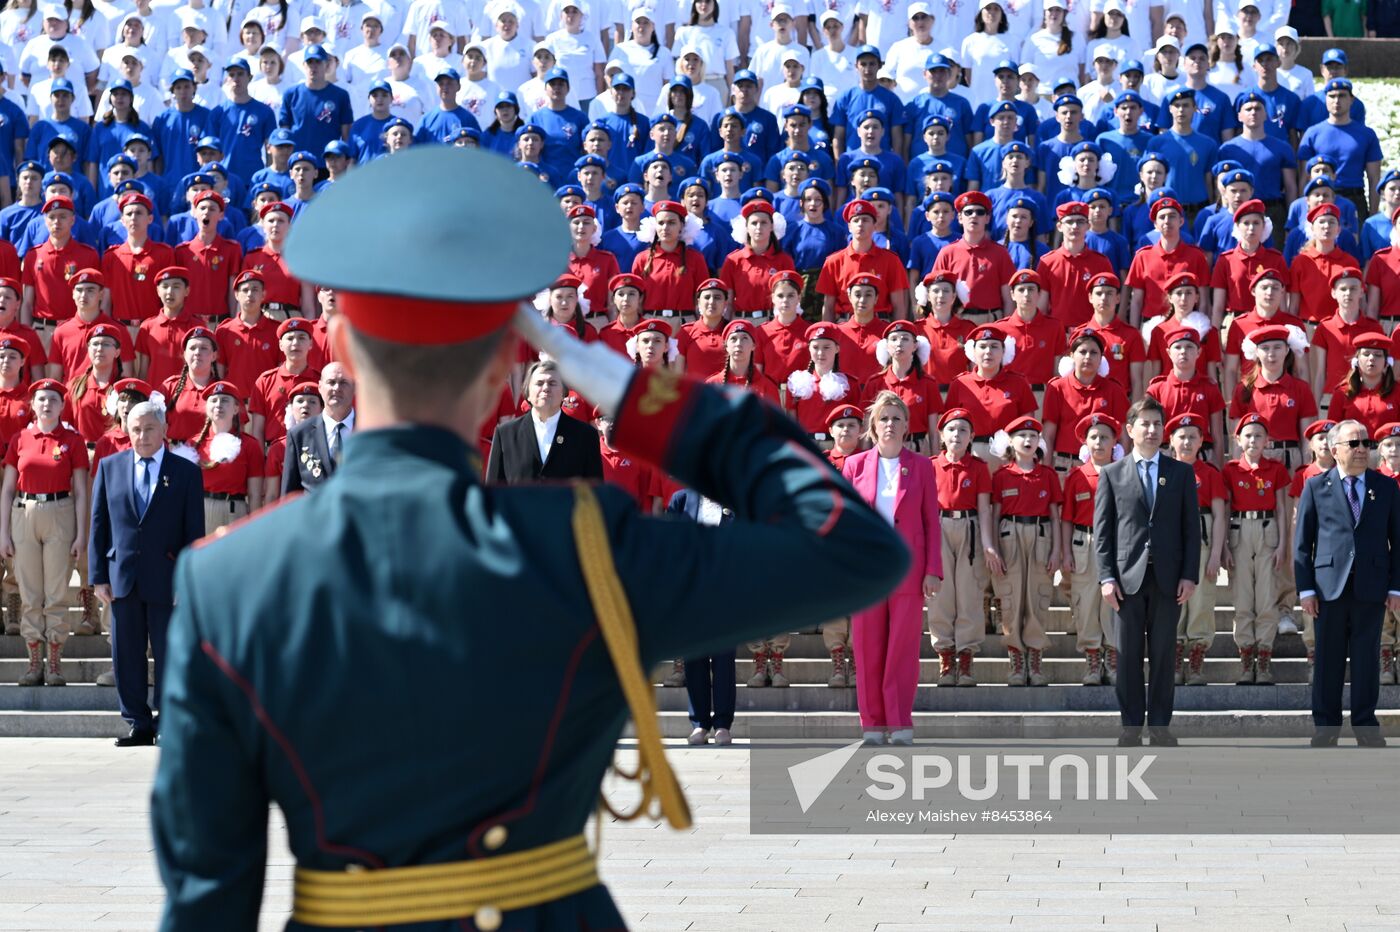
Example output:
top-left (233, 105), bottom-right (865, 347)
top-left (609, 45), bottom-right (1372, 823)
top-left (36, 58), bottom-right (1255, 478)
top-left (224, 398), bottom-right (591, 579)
top-left (1294, 419), bottom-right (1400, 747)
top-left (283, 363), bottom-right (355, 494)
top-left (1093, 398), bottom-right (1202, 747)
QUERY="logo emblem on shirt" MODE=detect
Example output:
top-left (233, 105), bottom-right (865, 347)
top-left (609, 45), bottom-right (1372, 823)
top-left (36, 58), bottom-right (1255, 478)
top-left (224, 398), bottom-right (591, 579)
top-left (316, 103), bottom-right (336, 124)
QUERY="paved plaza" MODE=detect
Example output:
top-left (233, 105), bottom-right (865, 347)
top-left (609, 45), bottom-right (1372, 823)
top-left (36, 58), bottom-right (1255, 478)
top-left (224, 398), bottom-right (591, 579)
top-left (2, 738), bottom-right (1400, 930)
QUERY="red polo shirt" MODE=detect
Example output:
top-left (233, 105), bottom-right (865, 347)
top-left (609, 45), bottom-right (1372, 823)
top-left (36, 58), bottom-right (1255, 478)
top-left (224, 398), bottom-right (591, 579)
top-left (102, 240), bottom-right (175, 323)
top-left (215, 315), bottom-right (282, 397)
top-left (944, 368), bottom-right (1038, 437)
top-left (161, 374), bottom-right (216, 443)
top-left (251, 363), bottom-right (322, 444)
top-left (816, 243), bottom-right (909, 316)
top-left (1316, 312), bottom-right (1384, 392)
top-left (718, 246), bottom-right (796, 315)
top-left (1365, 247), bottom-right (1400, 318)
top-left (0, 385), bottom-right (31, 449)
top-left (992, 461), bottom-right (1062, 517)
top-left (758, 315), bottom-right (810, 381)
top-left (50, 313), bottom-right (135, 380)
top-left (920, 314), bottom-right (974, 385)
top-left (600, 441), bottom-right (655, 509)
top-left (1125, 240), bottom-right (1210, 320)
top-left (1290, 245), bottom-right (1360, 323)
top-left (630, 245), bottom-right (710, 313)
top-left (22, 238), bottom-right (102, 322)
top-left (565, 248), bottom-right (621, 317)
top-left (197, 432), bottom-right (263, 495)
top-left (860, 368), bottom-right (943, 435)
top-left (1223, 308), bottom-right (1306, 376)
top-left (1288, 461), bottom-right (1325, 498)
top-left (1147, 318), bottom-right (1223, 370)
top-left (784, 371), bottom-right (857, 435)
top-left (1061, 464), bottom-right (1101, 527)
top-left (1145, 372), bottom-right (1227, 424)
top-left (68, 376), bottom-right (116, 443)
top-left (930, 237), bottom-right (1016, 311)
top-left (1227, 373), bottom-right (1318, 442)
top-left (4, 424), bottom-right (89, 492)
top-left (676, 318), bottom-right (726, 379)
top-left (175, 236), bottom-right (242, 318)
top-left (1040, 375), bottom-right (1130, 454)
top-left (931, 452), bottom-right (991, 511)
top-left (0, 240), bottom-right (18, 281)
top-left (835, 315), bottom-right (885, 383)
top-left (135, 311), bottom-right (198, 389)
top-left (1329, 384), bottom-right (1400, 440)
top-left (1036, 247), bottom-right (1114, 328)
top-left (705, 368), bottom-right (781, 404)
top-left (1077, 317), bottom-right (1146, 392)
top-left (596, 317), bottom-right (639, 356)
top-left (1001, 310), bottom-right (1067, 385)
top-left (1209, 245), bottom-right (1288, 314)
top-left (240, 247), bottom-right (303, 307)
top-left (1222, 456), bottom-right (1290, 511)
top-left (1192, 459), bottom-right (1228, 510)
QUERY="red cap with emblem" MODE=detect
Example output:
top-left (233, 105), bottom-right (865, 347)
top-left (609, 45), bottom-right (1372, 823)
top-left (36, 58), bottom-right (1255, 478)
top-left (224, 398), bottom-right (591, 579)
top-left (841, 199), bottom-right (878, 222)
top-left (1088, 272), bottom-right (1121, 290)
top-left (722, 318), bottom-right (758, 341)
top-left (770, 270), bottom-right (802, 290)
top-left (882, 319), bottom-right (918, 338)
top-left (87, 324), bottom-right (122, 344)
top-left (1330, 267), bottom-right (1362, 288)
top-left (1247, 324), bottom-right (1291, 346)
top-left (202, 380), bottom-right (241, 399)
top-left (1305, 419), bottom-right (1336, 439)
top-left (233, 270), bottom-right (264, 288)
top-left (28, 377), bottom-right (65, 400)
top-left (632, 318), bottom-right (669, 336)
top-left (118, 192), bottom-right (154, 213)
top-left (938, 407), bottom-right (974, 431)
top-left (1235, 412), bottom-right (1269, 436)
top-left (848, 274), bottom-right (881, 293)
top-left (112, 378), bottom-right (153, 397)
top-left (566, 204), bottom-right (595, 220)
top-left (1005, 415), bottom-right (1043, 435)
top-left (1354, 333), bottom-right (1390, 353)
top-left (1250, 267), bottom-right (1285, 289)
top-left (922, 269), bottom-right (958, 287)
top-left (550, 273), bottom-right (584, 290)
top-left (1076, 413), bottom-right (1121, 442)
top-left (290, 381), bottom-right (322, 399)
top-left (1233, 198), bottom-right (1267, 222)
top-left (70, 268), bottom-right (104, 287)
top-left (41, 196), bottom-right (75, 214)
top-left (1377, 422), bottom-right (1400, 440)
top-left (608, 273), bottom-right (645, 293)
top-left (651, 200), bottom-right (685, 218)
top-left (277, 318), bottom-right (312, 339)
top-left (695, 277), bottom-right (729, 296)
top-left (259, 201), bottom-right (294, 220)
top-left (741, 200), bottom-right (775, 218)
top-left (184, 326), bottom-right (217, 346)
top-left (1164, 271), bottom-right (1198, 292)
top-left (0, 277), bottom-right (19, 296)
top-left (954, 191), bottom-right (991, 213)
top-left (193, 189), bottom-right (226, 210)
top-left (1307, 202), bottom-right (1341, 223)
top-left (826, 403), bottom-right (863, 429)
top-left (1056, 201), bottom-right (1089, 219)
top-left (155, 266), bottom-right (190, 285)
top-left (0, 332), bottom-right (27, 358)
top-left (1166, 412), bottom-right (1209, 440)
top-left (807, 323), bottom-right (839, 343)
top-left (1149, 197), bottom-right (1183, 221)
top-left (1162, 326), bottom-right (1200, 346)
top-left (1009, 269), bottom-right (1041, 289)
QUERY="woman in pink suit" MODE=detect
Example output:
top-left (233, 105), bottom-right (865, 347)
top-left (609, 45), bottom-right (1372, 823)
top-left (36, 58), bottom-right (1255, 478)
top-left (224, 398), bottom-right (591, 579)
top-left (842, 390), bottom-right (944, 746)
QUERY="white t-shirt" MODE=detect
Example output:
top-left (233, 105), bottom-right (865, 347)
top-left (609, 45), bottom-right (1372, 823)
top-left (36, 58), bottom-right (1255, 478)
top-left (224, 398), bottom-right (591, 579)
top-left (884, 35), bottom-right (938, 103)
top-left (457, 74), bottom-right (502, 118)
top-left (609, 39), bottom-right (674, 116)
top-left (959, 31), bottom-right (1012, 104)
top-left (27, 76), bottom-right (95, 120)
top-left (544, 26), bottom-right (607, 96)
top-left (19, 31), bottom-right (101, 78)
top-left (807, 44), bottom-right (858, 96)
top-left (1021, 29), bottom-right (1085, 88)
top-left (1088, 0), bottom-right (1160, 59)
top-left (877, 454), bottom-right (900, 523)
top-left (1278, 62), bottom-right (1314, 98)
top-left (481, 33), bottom-right (535, 90)
top-left (855, 0), bottom-right (909, 54)
top-left (673, 22), bottom-right (739, 77)
top-left (748, 37), bottom-right (807, 92)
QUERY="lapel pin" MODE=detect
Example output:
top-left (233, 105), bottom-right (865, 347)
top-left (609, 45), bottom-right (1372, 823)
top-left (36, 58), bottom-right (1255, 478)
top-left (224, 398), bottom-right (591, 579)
top-left (162, 476), bottom-right (169, 488)
top-left (901, 466), bottom-right (908, 476)
top-left (1370, 489), bottom-right (1377, 501)
top-left (556, 435), bottom-right (564, 444)
top-left (1158, 477), bottom-right (1166, 486)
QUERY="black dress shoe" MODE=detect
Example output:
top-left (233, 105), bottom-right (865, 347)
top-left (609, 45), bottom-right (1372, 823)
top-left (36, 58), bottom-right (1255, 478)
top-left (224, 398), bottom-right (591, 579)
top-left (1357, 734), bottom-right (1388, 748)
top-left (1147, 729), bottom-right (1179, 747)
top-left (115, 728), bottom-right (155, 747)
top-left (1116, 729), bottom-right (1143, 747)
top-left (1310, 734), bottom-right (1339, 748)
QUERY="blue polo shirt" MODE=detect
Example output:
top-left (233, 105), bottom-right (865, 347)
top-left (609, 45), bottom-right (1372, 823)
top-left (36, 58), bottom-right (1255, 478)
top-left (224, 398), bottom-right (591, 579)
top-left (0, 98), bottom-right (30, 179)
top-left (970, 98), bottom-right (1037, 144)
top-left (151, 105), bottom-right (212, 182)
top-left (1298, 121), bottom-right (1384, 189)
top-left (414, 106), bottom-right (482, 145)
top-left (214, 98), bottom-right (275, 182)
top-left (24, 117), bottom-right (91, 170)
top-left (1216, 134), bottom-right (1297, 202)
top-left (599, 110), bottom-right (651, 169)
top-left (903, 90), bottom-right (976, 158)
top-left (830, 84), bottom-right (907, 152)
top-left (1096, 129), bottom-right (1151, 203)
top-left (906, 151), bottom-right (966, 197)
top-left (278, 83), bottom-right (353, 154)
top-left (532, 104), bottom-right (590, 180)
top-left (1145, 130), bottom-right (1219, 206)
top-left (763, 146), bottom-right (836, 184)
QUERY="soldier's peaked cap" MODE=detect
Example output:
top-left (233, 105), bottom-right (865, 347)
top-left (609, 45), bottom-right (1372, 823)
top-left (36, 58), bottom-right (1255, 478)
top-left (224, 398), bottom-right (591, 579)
top-left (284, 147), bottom-right (570, 344)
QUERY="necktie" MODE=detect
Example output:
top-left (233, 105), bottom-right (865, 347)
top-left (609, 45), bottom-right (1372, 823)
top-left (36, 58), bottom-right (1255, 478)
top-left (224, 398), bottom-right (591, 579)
top-left (1348, 476), bottom-right (1362, 525)
top-left (137, 457), bottom-right (154, 515)
top-left (330, 422), bottom-right (344, 463)
top-left (1141, 459), bottom-right (1155, 512)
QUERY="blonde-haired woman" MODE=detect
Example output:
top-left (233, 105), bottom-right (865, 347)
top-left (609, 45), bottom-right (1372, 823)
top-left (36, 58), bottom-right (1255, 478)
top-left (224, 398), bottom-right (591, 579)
top-left (841, 390), bottom-right (942, 746)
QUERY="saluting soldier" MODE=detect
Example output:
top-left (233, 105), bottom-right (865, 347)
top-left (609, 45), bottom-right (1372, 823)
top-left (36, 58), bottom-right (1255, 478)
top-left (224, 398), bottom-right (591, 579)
top-left (150, 148), bottom-right (908, 930)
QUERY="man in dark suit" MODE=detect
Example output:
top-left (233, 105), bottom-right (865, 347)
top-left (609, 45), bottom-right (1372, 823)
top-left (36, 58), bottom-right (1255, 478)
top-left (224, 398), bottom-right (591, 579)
top-left (1094, 397), bottom-right (1202, 747)
top-left (89, 401), bottom-right (205, 747)
top-left (282, 361), bottom-right (356, 494)
top-left (485, 359), bottom-right (603, 483)
top-left (1294, 419), bottom-right (1400, 748)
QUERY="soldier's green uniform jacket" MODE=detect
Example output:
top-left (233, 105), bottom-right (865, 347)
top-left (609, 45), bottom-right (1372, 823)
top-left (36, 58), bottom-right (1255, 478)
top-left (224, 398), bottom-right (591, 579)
top-left (151, 369), bottom-right (908, 930)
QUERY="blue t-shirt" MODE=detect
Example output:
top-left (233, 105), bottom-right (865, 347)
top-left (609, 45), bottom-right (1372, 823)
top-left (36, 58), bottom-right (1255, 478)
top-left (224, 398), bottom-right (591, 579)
top-left (1085, 227), bottom-right (1131, 274)
top-left (248, 168), bottom-right (294, 199)
top-left (970, 99), bottom-right (1037, 145)
top-left (598, 226), bottom-right (644, 271)
top-left (903, 90), bottom-right (975, 158)
top-left (906, 229), bottom-right (960, 276)
top-left (1283, 225), bottom-right (1364, 264)
top-left (830, 85), bottom-right (907, 152)
top-left (1005, 238), bottom-right (1048, 271)
top-left (1298, 121), bottom-right (1384, 189)
top-left (482, 123), bottom-right (522, 156)
top-left (671, 114), bottom-right (713, 167)
top-left (763, 146), bottom-right (835, 184)
top-left (278, 83), bottom-right (354, 154)
top-left (1285, 194), bottom-right (1359, 234)
top-left (1196, 210), bottom-right (1278, 256)
top-left (0, 98), bottom-right (28, 179)
top-left (788, 216), bottom-right (848, 271)
top-left (985, 184), bottom-right (1052, 239)
top-left (599, 110), bottom-right (651, 170)
top-left (1250, 84), bottom-right (1302, 143)
top-left (0, 202), bottom-right (40, 246)
top-left (714, 105), bottom-right (780, 163)
top-left (151, 105), bottom-right (213, 182)
top-left (700, 148), bottom-right (765, 189)
top-left (85, 121), bottom-right (156, 196)
top-left (1145, 130), bottom-right (1219, 205)
top-left (1216, 134), bottom-right (1296, 202)
top-left (24, 116), bottom-right (91, 169)
top-left (1363, 212), bottom-right (1393, 256)
top-left (1154, 84), bottom-right (1238, 139)
top-left (1034, 136), bottom-right (1083, 202)
top-left (216, 98), bottom-right (276, 182)
top-left (906, 151), bottom-right (966, 198)
top-left (1095, 129), bottom-right (1151, 203)
top-left (1297, 92), bottom-right (1365, 130)
top-left (16, 216), bottom-right (100, 257)
top-left (414, 106), bottom-right (483, 145)
top-left (532, 105), bottom-right (590, 181)
top-left (835, 149), bottom-right (905, 192)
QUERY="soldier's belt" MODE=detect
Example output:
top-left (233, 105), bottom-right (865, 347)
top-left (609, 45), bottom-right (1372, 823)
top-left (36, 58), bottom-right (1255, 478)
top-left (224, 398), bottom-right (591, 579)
top-left (291, 833), bottom-right (598, 928)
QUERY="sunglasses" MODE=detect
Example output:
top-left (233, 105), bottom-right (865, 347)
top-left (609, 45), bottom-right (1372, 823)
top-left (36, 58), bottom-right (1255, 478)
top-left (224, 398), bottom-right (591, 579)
top-left (961, 207), bottom-right (987, 216)
top-left (1334, 439), bottom-right (1376, 449)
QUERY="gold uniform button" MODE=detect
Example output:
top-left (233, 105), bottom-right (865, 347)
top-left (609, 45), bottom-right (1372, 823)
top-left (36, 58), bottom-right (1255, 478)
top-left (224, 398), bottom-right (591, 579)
top-left (483, 825), bottom-right (508, 850)
top-left (344, 863), bottom-right (366, 873)
top-left (474, 905), bottom-right (502, 931)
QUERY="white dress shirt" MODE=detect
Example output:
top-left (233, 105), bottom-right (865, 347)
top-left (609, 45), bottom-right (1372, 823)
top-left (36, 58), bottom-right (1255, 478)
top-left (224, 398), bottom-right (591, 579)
top-left (532, 410), bottom-right (561, 465)
top-left (323, 409), bottom-right (354, 456)
top-left (132, 445), bottom-right (166, 510)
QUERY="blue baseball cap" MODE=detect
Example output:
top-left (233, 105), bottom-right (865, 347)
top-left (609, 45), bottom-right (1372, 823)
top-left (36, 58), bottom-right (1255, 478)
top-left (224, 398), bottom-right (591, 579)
top-left (924, 53), bottom-right (951, 70)
top-left (46, 132), bottom-right (78, 151)
top-left (369, 79), bottom-right (392, 94)
top-left (169, 68), bottom-right (195, 86)
top-left (324, 139), bottom-right (353, 157)
top-left (51, 76), bottom-right (74, 94)
top-left (303, 43), bottom-right (329, 62)
top-left (855, 44), bottom-right (882, 61)
top-left (196, 135), bottom-right (222, 151)
top-left (1120, 58), bottom-right (1144, 74)
top-left (667, 74), bottom-right (693, 90)
top-left (1253, 43), bottom-right (1277, 59)
top-left (495, 90), bottom-right (519, 107)
top-left (544, 66), bottom-right (569, 83)
top-left (610, 72), bottom-right (634, 88)
top-left (734, 68), bottom-right (758, 84)
top-left (224, 57), bottom-right (251, 72)
top-left (108, 78), bottom-right (134, 93)
top-left (435, 66), bottom-right (461, 81)
top-left (123, 133), bottom-right (154, 149)
top-left (1322, 47), bottom-right (1347, 65)
top-left (991, 58), bottom-right (1018, 74)
top-left (798, 76), bottom-right (825, 92)
top-left (1053, 75), bottom-right (1077, 90)
top-left (269, 128), bottom-right (295, 145)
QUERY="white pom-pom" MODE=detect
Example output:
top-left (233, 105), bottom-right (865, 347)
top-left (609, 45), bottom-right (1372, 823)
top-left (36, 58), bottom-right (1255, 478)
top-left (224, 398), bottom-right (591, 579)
top-left (955, 280), bottom-right (970, 305)
top-left (104, 389), bottom-right (118, 417)
top-left (681, 213), bottom-right (703, 245)
top-left (819, 372), bottom-right (849, 400)
top-left (729, 214), bottom-right (746, 245)
top-left (590, 223), bottom-right (602, 246)
top-left (772, 211), bottom-right (787, 241)
top-left (1264, 216), bottom-right (1274, 243)
top-left (876, 341), bottom-right (891, 366)
top-left (1391, 224), bottom-right (1400, 250)
top-left (533, 288), bottom-right (550, 311)
top-left (1079, 442), bottom-right (1091, 463)
top-left (1183, 311), bottom-right (1210, 338)
top-left (668, 337), bottom-right (679, 360)
top-left (284, 407), bottom-right (296, 431)
top-left (209, 431), bottom-right (241, 463)
top-left (989, 429), bottom-right (1011, 458)
top-left (1098, 356), bottom-right (1109, 377)
top-left (915, 335), bottom-right (931, 366)
top-left (148, 391), bottom-right (166, 413)
top-left (1141, 315), bottom-right (1162, 344)
top-left (786, 369), bottom-right (816, 399)
top-left (1057, 155), bottom-right (1076, 187)
top-left (1002, 336), bottom-right (1016, 366)
top-left (169, 442), bottom-right (198, 463)
top-left (1242, 335), bottom-right (1258, 361)
top-left (577, 283), bottom-right (591, 316)
top-left (915, 282), bottom-right (929, 307)
top-left (1098, 152), bottom-right (1117, 183)
top-left (635, 216), bottom-right (657, 244)
top-left (625, 334), bottom-right (639, 357)
top-left (1285, 323), bottom-right (1308, 356)
top-left (1111, 442), bottom-right (1124, 461)
top-left (1058, 356), bottom-right (1073, 378)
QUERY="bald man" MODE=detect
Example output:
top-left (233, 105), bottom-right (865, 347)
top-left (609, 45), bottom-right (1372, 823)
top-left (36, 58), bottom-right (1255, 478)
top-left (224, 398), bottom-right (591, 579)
top-left (281, 361), bottom-right (355, 494)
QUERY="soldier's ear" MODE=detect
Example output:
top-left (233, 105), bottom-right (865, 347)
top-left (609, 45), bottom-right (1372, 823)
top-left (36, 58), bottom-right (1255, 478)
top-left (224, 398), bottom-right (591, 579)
top-left (329, 314), bottom-right (355, 379)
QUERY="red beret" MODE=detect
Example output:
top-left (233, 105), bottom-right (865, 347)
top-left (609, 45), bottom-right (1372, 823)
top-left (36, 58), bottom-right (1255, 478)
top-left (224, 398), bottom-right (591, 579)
top-left (695, 277), bottom-right (729, 296)
top-left (192, 189), bottom-right (226, 210)
top-left (1166, 412), bottom-right (1209, 440)
top-left (566, 204), bottom-right (596, 220)
top-left (842, 199), bottom-right (878, 222)
top-left (550, 273), bottom-right (583, 290)
top-left (28, 377), bottom-right (65, 400)
top-left (651, 200), bottom-right (685, 217)
top-left (1305, 419), bottom-right (1336, 439)
top-left (289, 382), bottom-right (321, 402)
top-left (969, 324), bottom-right (1006, 343)
top-left (1330, 267), bottom-right (1362, 288)
top-left (1056, 201), bottom-right (1089, 219)
top-left (0, 277), bottom-right (19, 296)
top-left (938, 407), bottom-right (974, 430)
top-left (155, 266), bottom-right (190, 284)
top-left (807, 323), bottom-right (840, 343)
top-left (1378, 422), bottom-right (1400, 441)
top-left (741, 200), bottom-right (775, 218)
top-left (259, 201), bottom-right (294, 220)
top-left (1250, 268), bottom-right (1285, 289)
top-left (770, 270), bottom-right (803, 290)
top-left (1307, 202), bottom-right (1341, 223)
top-left (882, 319), bottom-right (918, 338)
top-left (112, 378), bottom-right (153, 397)
top-left (202, 380), bottom-right (241, 399)
top-left (954, 191), bottom-right (991, 213)
top-left (118, 192), bottom-right (154, 213)
top-left (848, 273), bottom-right (881, 293)
top-left (921, 270), bottom-right (958, 287)
top-left (1162, 326), bottom-right (1200, 346)
top-left (0, 332), bottom-right (27, 358)
top-left (722, 318), bottom-right (759, 341)
top-left (70, 268), bottom-right (104, 287)
top-left (1076, 413), bottom-right (1120, 442)
top-left (826, 403), bottom-right (863, 429)
top-left (1149, 197), bottom-right (1183, 221)
top-left (1009, 269), bottom-right (1042, 289)
top-left (1164, 271), bottom-right (1198, 292)
top-left (608, 273), bottom-right (645, 293)
top-left (1233, 198), bottom-right (1267, 222)
top-left (1005, 415), bottom-right (1043, 435)
top-left (233, 270), bottom-right (265, 288)
top-left (1087, 272), bottom-right (1121, 290)
top-left (184, 325), bottom-right (217, 346)
top-left (632, 318), bottom-right (670, 336)
top-left (87, 323), bottom-right (122, 343)
top-left (277, 318), bottom-right (312, 339)
top-left (41, 196), bottom-right (75, 214)
top-left (1353, 333), bottom-right (1391, 353)
top-left (1235, 412), bottom-right (1269, 436)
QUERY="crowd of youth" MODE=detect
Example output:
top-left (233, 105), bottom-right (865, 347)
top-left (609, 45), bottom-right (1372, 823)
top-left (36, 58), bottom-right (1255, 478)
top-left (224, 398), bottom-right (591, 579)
top-left (0, 0), bottom-right (1397, 737)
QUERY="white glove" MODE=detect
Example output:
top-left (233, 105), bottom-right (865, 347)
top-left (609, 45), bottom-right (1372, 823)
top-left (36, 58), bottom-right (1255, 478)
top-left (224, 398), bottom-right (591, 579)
top-left (511, 308), bottom-right (634, 418)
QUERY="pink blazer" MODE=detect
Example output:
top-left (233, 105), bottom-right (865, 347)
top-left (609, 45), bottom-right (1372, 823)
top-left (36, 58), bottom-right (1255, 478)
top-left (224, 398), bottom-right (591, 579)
top-left (842, 447), bottom-right (943, 595)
